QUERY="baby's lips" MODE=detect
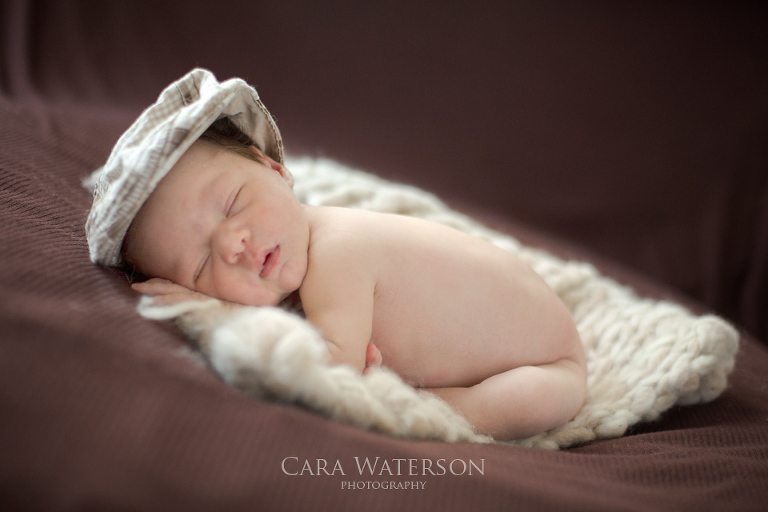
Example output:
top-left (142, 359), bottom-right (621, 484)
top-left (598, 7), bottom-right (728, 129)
top-left (259, 245), bottom-right (281, 278)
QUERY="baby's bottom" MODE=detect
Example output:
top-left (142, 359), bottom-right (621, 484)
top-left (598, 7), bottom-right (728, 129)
top-left (425, 358), bottom-right (586, 441)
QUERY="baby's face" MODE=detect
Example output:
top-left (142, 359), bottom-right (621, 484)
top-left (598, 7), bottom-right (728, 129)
top-left (123, 140), bottom-right (310, 307)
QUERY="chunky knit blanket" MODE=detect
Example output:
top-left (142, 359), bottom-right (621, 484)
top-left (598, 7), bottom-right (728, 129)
top-left (137, 157), bottom-right (739, 449)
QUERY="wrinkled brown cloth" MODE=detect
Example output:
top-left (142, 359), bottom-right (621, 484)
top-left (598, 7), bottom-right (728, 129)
top-left (2, 1), bottom-right (767, 511)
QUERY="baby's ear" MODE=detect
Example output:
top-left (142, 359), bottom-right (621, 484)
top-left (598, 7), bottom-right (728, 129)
top-left (279, 165), bottom-right (295, 188)
top-left (248, 146), bottom-right (294, 188)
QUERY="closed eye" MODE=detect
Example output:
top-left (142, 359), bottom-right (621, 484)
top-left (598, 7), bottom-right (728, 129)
top-left (226, 186), bottom-right (243, 216)
top-left (193, 253), bottom-right (209, 286)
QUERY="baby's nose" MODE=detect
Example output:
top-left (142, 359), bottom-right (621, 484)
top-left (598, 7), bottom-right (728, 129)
top-left (216, 225), bottom-right (252, 265)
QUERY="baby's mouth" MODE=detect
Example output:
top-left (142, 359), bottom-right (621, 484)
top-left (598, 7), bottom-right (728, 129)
top-left (260, 246), bottom-right (280, 278)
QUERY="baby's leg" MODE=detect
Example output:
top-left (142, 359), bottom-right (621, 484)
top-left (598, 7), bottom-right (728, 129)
top-left (426, 358), bottom-right (586, 441)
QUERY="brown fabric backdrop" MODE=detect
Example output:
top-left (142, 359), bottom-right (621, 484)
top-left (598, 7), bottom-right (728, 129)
top-left (1, 1), bottom-right (767, 511)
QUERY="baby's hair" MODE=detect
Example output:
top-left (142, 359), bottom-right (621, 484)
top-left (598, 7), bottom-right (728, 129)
top-left (198, 117), bottom-right (267, 165)
top-left (119, 117), bottom-right (266, 281)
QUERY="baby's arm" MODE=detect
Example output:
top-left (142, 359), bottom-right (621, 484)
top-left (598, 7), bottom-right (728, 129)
top-left (425, 357), bottom-right (586, 441)
top-left (299, 255), bottom-right (376, 374)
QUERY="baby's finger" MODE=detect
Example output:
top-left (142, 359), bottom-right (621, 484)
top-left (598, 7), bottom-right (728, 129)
top-left (147, 292), bottom-right (212, 305)
top-left (132, 279), bottom-right (193, 296)
top-left (142, 277), bottom-right (174, 286)
top-left (365, 343), bottom-right (383, 368)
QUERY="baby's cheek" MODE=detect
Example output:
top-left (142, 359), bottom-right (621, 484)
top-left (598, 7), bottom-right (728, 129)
top-left (280, 260), bottom-right (307, 290)
top-left (209, 266), bottom-right (297, 307)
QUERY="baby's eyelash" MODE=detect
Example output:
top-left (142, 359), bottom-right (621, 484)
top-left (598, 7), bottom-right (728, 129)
top-left (194, 254), bottom-right (209, 284)
top-left (226, 186), bottom-right (242, 216)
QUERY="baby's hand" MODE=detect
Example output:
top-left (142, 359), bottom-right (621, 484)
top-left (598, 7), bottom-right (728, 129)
top-left (363, 343), bottom-right (383, 375)
top-left (131, 278), bottom-right (214, 305)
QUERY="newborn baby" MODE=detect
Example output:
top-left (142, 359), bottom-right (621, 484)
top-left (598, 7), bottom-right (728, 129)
top-left (122, 122), bottom-right (587, 442)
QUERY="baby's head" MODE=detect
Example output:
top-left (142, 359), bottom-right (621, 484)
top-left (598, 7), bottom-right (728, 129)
top-left (86, 69), bottom-right (307, 307)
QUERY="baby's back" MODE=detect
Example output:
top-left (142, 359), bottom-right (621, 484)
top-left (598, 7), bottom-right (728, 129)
top-left (301, 207), bottom-right (582, 389)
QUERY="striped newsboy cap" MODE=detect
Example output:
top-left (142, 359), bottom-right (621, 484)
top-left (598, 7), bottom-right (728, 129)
top-left (85, 68), bottom-right (283, 266)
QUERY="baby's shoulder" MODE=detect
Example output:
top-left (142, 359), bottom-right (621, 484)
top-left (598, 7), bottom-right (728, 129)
top-left (301, 208), bottom-right (379, 307)
top-left (309, 207), bottom-right (387, 249)
top-left (305, 207), bottom-right (380, 273)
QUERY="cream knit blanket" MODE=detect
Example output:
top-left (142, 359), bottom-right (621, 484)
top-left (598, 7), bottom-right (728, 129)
top-left (137, 157), bottom-right (739, 449)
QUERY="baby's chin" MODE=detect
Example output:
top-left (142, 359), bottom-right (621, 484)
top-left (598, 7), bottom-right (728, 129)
top-left (219, 288), bottom-right (296, 308)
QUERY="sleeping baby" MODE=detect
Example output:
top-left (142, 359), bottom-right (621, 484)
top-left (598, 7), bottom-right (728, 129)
top-left (86, 69), bottom-right (586, 441)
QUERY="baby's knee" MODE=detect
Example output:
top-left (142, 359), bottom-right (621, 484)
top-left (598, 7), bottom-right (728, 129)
top-left (555, 357), bottom-right (587, 423)
top-left (518, 358), bottom-right (586, 433)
